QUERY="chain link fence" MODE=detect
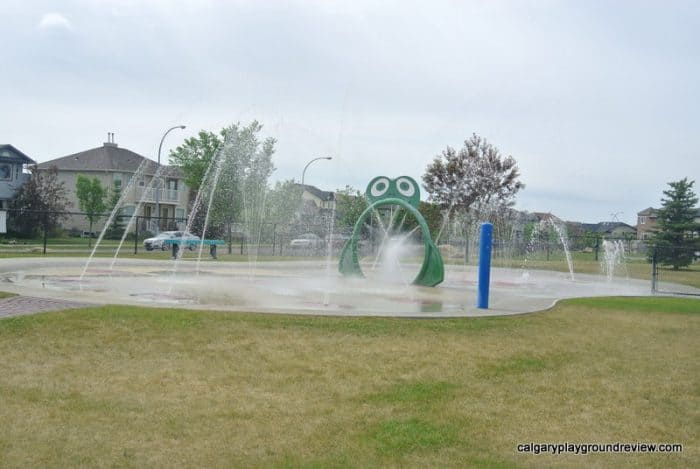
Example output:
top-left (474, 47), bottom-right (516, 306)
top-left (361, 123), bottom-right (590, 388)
top-left (2, 208), bottom-right (698, 295)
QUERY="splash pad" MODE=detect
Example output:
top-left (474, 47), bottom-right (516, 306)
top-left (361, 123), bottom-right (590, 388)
top-left (0, 257), bottom-right (656, 317)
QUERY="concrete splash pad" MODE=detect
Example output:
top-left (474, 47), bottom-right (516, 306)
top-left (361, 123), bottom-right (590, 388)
top-left (0, 257), bottom-right (673, 317)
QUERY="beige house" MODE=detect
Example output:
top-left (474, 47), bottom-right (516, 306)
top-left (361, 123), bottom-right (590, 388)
top-left (297, 183), bottom-right (335, 219)
top-left (36, 137), bottom-right (189, 234)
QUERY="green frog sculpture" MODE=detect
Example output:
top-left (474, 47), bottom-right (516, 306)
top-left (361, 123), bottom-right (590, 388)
top-left (338, 176), bottom-right (444, 286)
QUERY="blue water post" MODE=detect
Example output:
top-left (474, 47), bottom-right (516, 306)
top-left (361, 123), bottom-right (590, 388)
top-left (477, 223), bottom-right (493, 309)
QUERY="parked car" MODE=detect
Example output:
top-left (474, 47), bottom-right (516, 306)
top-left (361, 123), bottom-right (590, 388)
top-left (143, 231), bottom-right (200, 251)
top-left (290, 233), bottom-right (323, 248)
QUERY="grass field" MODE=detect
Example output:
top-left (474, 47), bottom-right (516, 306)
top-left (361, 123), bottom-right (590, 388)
top-left (0, 297), bottom-right (697, 467)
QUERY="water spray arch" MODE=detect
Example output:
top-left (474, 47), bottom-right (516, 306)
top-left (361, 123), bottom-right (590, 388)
top-left (338, 176), bottom-right (445, 287)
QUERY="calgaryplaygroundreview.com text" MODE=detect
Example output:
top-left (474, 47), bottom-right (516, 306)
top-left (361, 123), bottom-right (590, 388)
top-left (517, 441), bottom-right (683, 456)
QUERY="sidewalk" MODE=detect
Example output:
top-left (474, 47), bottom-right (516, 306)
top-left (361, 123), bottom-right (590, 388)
top-left (0, 296), bottom-right (92, 319)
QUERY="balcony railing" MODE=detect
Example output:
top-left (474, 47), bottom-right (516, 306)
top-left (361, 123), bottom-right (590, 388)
top-left (132, 187), bottom-right (181, 203)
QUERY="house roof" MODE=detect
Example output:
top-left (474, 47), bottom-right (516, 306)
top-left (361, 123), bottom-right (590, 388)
top-left (579, 221), bottom-right (636, 233)
top-left (36, 142), bottom-right (183, 178)
top-left (637, 207), bottom-right (700, 217)
top-left (297, 183), bottom-right (334, 201)
top-left (596, 222), bottom-right (636, 233)
top-left (0, 144), bottom-right (37, 164)
top-left (637, 207), bottom-right (658, 216)
top-left (531, 212), bottom-right (562, 223)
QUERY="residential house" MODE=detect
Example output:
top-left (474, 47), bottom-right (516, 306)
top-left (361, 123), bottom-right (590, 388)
top-left (637, 206), bottom-right (700, 240)
top-left (36, 136), bottom-right (189, 234)
top-left (636, 207), bottom-right (658, 240)
top-left (296, 183), bottom-right (335, 215)
top-left (0, 144), bottom-right (36, 210)
top-left (530, 212), bottom-right (563, 224)
top-left (580, 221), bottom-right (637, 238)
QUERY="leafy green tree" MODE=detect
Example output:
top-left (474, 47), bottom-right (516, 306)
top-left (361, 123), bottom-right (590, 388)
top-left (169, 130), bottom-right (221, 193)
top-left (649, 178), bottom-right (700, 270)
top-left (10, 166), bottom-right (70, 237)
top-left (265, 179), bottom-right (303, 225)
top-left (334, 185), bottom-right (367, 231)
top-left (170, 121), bottom-right (275, 239)
top-left (76, 175), bottom-right (107, 237)
top-left (400, 201), bottom-right (444, 240)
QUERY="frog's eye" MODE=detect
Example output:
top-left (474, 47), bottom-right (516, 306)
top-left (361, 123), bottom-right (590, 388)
top-left (396, 177), bottom-right (416, 198)
top-left (370, 177), bottom-right (390, 197)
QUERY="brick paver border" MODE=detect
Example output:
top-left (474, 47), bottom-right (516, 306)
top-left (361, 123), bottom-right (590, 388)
top-left (0, 296), bottom-right (93, 319)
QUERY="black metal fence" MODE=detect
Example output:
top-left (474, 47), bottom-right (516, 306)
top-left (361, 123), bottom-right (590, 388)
top-left (0, 208), bottom-right (373, 257)
top-left (650, 245), bottom-right (700, 296)
top-left (2, 208), bottom-right (698, 295)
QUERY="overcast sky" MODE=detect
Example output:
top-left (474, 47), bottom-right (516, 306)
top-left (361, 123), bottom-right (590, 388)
top-left (2, 0), bottom-right (698, 225)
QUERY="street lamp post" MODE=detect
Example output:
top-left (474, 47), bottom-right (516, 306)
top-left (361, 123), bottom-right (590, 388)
top-left (301, 156), bottom-right (332, 188)
top-left (155, 125), bottom-right (186, 232)
top-left (298, 156), bottom-right (332, 232)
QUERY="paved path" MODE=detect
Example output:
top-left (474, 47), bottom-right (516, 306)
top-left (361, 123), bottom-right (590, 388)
top-left (0, 296), bottom-right (92, 319)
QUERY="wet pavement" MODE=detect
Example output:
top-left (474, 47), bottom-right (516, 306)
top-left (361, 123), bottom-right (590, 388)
top-left (0, 257), bottom-right (679, 318)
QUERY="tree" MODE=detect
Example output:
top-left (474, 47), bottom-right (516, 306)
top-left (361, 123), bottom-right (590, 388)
top-left (423, 133), bottom-right (524, 214)
top-left (170, 121), bottom-right (276, 241)
top-left (10, 166), bottom-right (71, 237)
top-left (334, 185), bottom-right (368, 231)
top-left (400, 201), bottom-right (444, 240)
top-left (75, 174), bottom-right (107, 238)
top-left (169, 130), bottom-right (221, 193)
top-left (265, 179), bottom-right (303, 225)
top-left (422, 133), bottom-right (524, 260)
top-left (104, 186), bottom-right (126, 240)
top-left (649, 178), bottom-right (700, 270)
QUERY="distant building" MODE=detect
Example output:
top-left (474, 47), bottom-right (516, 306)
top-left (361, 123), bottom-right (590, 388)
top-left (36, 136), bottom-right (189, 233)
top-left (637, 206), bottom-right (700, 240)
top-left (0, 144), bottom-right (36, 210)
top-left (296, 183), bottom-right (335, 215)
top-left (530, 212), bottom-right (563, 224)
top-left (579, 221), bottom-right (637, 238)
top-left (636, 207), bottom-right (659, 240)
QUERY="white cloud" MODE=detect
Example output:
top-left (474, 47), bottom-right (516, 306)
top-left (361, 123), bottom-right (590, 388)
top-left (38, 12), bottom-right (72, 31)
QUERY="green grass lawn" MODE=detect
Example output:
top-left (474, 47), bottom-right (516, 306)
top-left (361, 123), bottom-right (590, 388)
top-left (0, 297), bottom-right (697, 467)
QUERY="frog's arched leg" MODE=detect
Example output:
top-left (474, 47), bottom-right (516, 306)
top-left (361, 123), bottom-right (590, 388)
top-left (338, 198), bottom-right (444, 287)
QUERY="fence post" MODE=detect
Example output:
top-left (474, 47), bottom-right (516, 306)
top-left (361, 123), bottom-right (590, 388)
top-left (272, 223), bottom-right (277, 256)
top-left (42, 210), bottom-right (48, 255)
top-left (228, 222), bottom-right (232, 254)
top-left (651, 245), bottom-right (658, 293)
top-left (594, 237), bottom-right (599, 261)
top-left (134, 216), bottom-right (139, 254)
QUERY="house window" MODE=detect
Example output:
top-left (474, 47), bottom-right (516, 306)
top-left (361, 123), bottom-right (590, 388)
top-left (122, 205), bottom-right (135, 217)
top-left (175, 208), bottom-right (185, 221)
top-left (639, 217), bottom-right (646, 225)
top-left (0, 163), bottom-right (12, 181)
top-left (113, 173), bottom-right (122, 190)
